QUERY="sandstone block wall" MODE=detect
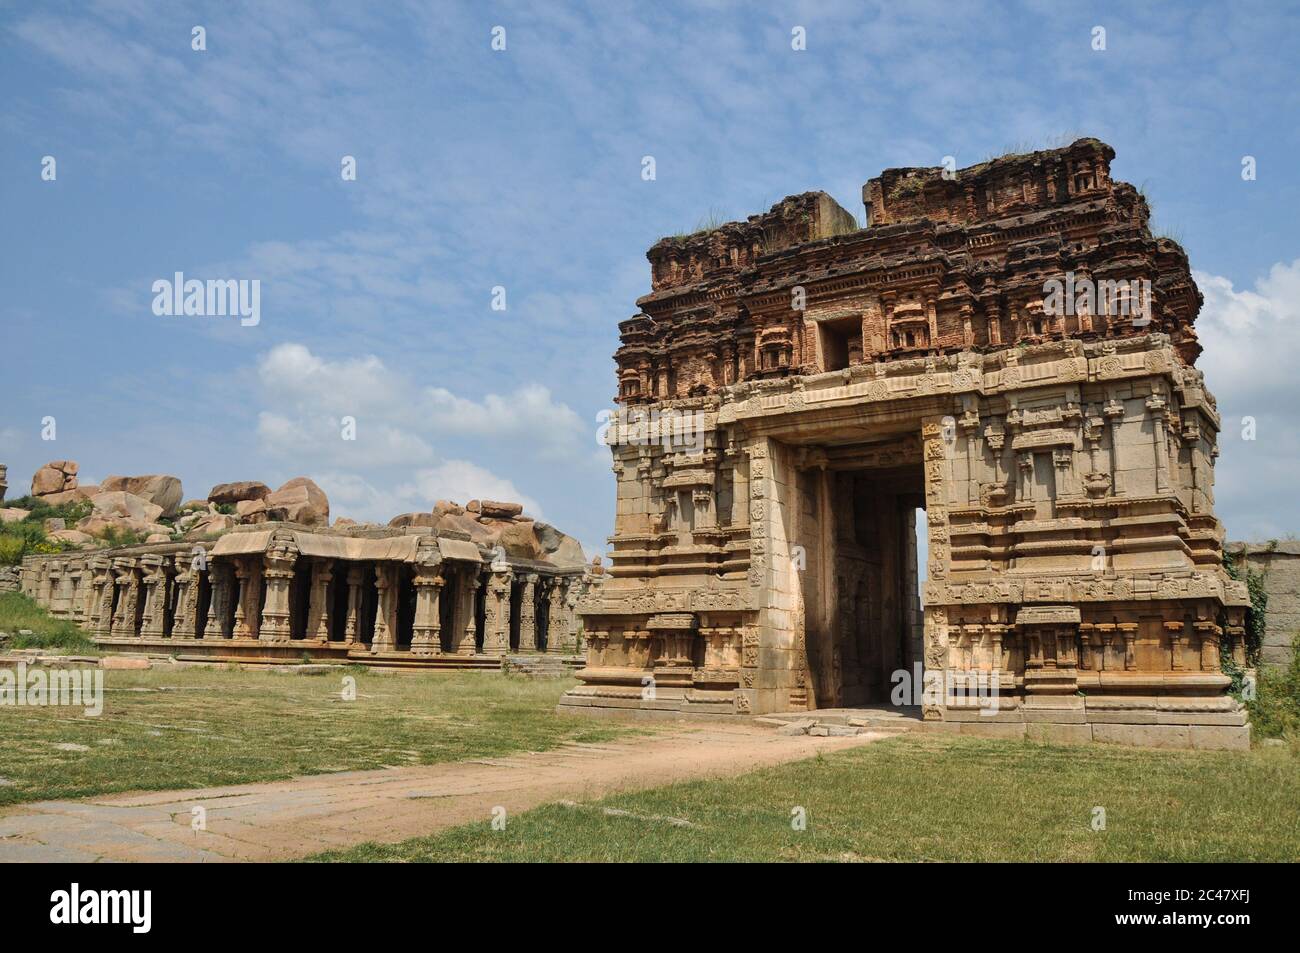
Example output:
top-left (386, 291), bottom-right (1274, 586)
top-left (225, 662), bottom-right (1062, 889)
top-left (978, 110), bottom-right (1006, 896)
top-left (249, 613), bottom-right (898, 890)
top-left (1226, 541), bottom-right (1300, 667)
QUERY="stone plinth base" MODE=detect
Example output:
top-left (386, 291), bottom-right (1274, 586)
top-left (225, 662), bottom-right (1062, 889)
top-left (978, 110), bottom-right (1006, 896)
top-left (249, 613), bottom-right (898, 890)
top-left (558, 680), bottom-right (740, 719)
top-left (922, 694), bottom-right (1250, 750)
top-left (560, 685), bottom-right (1252, 749)
top-left (94, 637), bottom-right (579, 672)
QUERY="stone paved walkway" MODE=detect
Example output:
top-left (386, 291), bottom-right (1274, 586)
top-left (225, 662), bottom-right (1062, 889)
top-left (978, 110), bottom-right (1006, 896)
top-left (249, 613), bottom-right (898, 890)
top-left (0, 723), bottom-right (887, 862)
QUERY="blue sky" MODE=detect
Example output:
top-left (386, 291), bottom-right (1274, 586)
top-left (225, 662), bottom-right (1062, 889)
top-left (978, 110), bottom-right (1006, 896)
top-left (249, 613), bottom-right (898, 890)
top-left (2, 0), bottom-right (1299, 558)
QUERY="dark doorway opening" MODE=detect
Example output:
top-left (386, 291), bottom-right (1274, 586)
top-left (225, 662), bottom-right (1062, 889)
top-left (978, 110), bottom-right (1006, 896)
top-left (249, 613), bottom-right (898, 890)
top-left (438, 572), bottom-right (458, 653)
top-left (536, 582), bottom-right (551, 651)
top-left (356, 563), bottom-right (376, 647)
top-left (508, 580), bottom-right (523, 650)
top-left (396, 566), bottom-right (416, 648)
top-left (474, 582), bottom-right (487, 652)
top-left (194, 571), bottom-right (211, 638)
top-left (793, 445), bottom-right (925, 709)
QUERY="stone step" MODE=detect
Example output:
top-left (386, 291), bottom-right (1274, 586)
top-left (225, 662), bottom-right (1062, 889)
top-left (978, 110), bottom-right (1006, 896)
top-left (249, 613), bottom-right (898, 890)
top-left (755, 706), bottom-right (923, 737)
top-left (503, 654), bottom-right (577, 677)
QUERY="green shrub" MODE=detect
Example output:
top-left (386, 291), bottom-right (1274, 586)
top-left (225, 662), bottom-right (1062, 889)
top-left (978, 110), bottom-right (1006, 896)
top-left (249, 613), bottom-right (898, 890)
top-left (98, 526), bottom-right (149, 548)
top-left (1, 495), bottom-right (93, 526)
top-left (1247, 635), bottom-right (1300, 741)
top-left (0, 591), bottom-right (97, 653)
top-left (0, 515), bottom-right (80, 565)
top-left (1223, 549), bottom-right (1267, 665)
top-left (0, 535), bottom-right (25, 565)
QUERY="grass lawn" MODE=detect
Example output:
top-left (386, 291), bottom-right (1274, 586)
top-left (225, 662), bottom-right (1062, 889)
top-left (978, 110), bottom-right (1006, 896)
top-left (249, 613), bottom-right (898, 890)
top-left (0, 666), bottom-right (626, 808)
top-left (0, 592), bottom-right (98, 653)
top-left (310, 733), bottom-right (1300, 862)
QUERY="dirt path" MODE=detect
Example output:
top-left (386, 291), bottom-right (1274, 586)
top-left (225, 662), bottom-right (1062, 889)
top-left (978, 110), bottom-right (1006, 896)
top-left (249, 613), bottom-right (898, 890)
top-left (0, 723), bottom-right (886, 862)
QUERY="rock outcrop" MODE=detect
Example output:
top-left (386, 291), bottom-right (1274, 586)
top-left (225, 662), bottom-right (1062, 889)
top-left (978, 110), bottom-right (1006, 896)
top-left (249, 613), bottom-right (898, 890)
top-left (265, 477), bottom-right (330, 526)
top-left (207, 481), bottom-right (272, 506)
top-left (384, 499), bottom-right (586, 567)
top-left (99, 474), bottom-right (183, 517)
top-left (31, 461), bottom-right (79, 496)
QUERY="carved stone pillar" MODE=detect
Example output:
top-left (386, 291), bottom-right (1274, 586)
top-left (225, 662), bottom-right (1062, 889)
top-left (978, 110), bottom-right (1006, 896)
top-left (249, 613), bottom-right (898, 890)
top-left (110, 560), bottom-right (140, 638)
top-left (988, 623), bottom-right (1008, 672)
top-left (233, 557), bottom-right (263, 640)
top-left (517, 573), bottom-right (538, 652)
top-left (306, 560), bottom-right (332, 642)
top-left (1077, 623), bottom-right (1096, 670)
top-left (484, 568), bottom-right (512, 655)
top-left (547, 578), bottom-right (572, 653)
top-left (1118, 621), bottom-right (1139, 671)
top-left (370, 563), bottom-right (398, 653)
top-left (456, 567), bottom-right (482, 656)
top-left (90, 558), bottom-right (114, 638)
top-left (139, 555), bottom-right (169, 638)
top-left (1096, 622), bottom-right (1116, 670)
top-left (259, 536), bottom-right (298, 642)
top-left (1226, 624), bottom-right (1247, 666)
top-left (169, 555), bottom-right (193, 639)
top-left (1195, 621), bottom-right (1221, 671)
top-left (1164, 620), bottom-right (1186, 671)
top-left (411, 566), bottom-right (444, 656)
top-left (206, 562), bottom-right (233, 639)
top-left (344, 564), bottom-right (365, 646)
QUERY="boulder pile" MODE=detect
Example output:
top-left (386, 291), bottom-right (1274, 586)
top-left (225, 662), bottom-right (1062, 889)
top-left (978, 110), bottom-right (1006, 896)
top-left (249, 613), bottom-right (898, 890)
top-left (30, 461), bottom-right (97, 505)
top-left (98, 475), bottom-right (183, 518)
top-left (387, 498), bottom-right (585, 567)
top-left (11, 462), bottom-right (580, 569)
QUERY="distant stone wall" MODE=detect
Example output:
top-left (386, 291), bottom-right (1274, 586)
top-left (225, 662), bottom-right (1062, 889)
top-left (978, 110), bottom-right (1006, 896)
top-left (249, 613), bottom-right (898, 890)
top-left (1226, 541), bottom-right (1300, 667)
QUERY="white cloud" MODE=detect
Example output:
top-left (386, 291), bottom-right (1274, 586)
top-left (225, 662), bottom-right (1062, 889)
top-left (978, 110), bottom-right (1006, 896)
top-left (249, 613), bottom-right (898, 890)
top-left (1195, 261), bottom-right (1300, 405)
top-left (1194, 261), bottom-right (1300, 542)
top-left (255, 342), bottom-right (584, 464)
top-left (252, 342), bottom-right (577, 524)
top-left (396, 462), bottom-right (542, 518)
top-left (313, 462), bottom-right (541, 525)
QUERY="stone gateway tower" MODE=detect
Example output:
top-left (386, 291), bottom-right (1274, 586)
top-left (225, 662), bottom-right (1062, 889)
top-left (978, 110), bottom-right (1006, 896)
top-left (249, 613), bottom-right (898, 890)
top-left (562, 139), bottom-right (1251, 749)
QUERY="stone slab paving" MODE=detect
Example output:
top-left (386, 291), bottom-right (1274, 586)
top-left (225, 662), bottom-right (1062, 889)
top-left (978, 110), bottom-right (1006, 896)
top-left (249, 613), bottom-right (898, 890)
top-left (0, 723), bottom-right (886, 862)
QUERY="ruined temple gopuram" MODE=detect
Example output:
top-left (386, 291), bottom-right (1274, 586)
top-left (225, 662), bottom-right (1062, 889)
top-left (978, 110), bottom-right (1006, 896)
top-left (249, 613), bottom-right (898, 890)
top-left (561, 138), bottom-right (1252, 749)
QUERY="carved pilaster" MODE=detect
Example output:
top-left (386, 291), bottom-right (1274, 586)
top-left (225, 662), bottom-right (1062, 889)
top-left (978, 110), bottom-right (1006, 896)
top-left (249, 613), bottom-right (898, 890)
top-left (1118, 622), bottom-right (1139, 671)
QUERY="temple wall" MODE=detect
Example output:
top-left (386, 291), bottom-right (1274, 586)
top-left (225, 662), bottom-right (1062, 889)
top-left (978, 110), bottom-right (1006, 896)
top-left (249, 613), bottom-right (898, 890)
top-left (1225, 541), bottom-right (1300, 667)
